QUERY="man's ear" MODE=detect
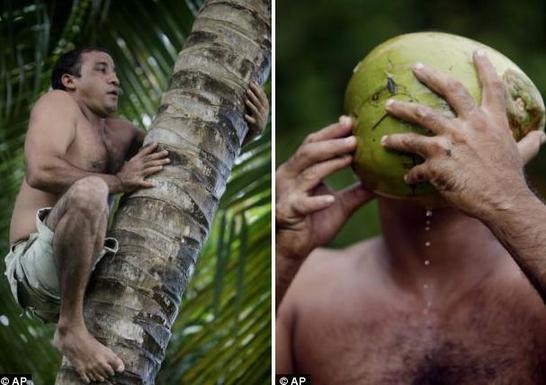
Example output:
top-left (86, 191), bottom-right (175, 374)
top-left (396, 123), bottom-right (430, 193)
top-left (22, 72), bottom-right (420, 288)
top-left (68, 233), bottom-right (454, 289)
top-left (61, 73), bottom-right (77, 91)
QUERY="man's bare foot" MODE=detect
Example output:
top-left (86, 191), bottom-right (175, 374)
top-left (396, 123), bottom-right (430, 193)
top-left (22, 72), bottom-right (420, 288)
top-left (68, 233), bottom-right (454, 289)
top-left (53, 324), bottom-right (125, 384)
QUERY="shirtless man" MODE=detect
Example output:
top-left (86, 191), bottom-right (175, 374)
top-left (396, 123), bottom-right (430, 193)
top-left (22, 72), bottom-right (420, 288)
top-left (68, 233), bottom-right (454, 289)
top-left (5, 47), bottom-right (268, 383)
top-left (276, 51), bottom-right (546, 384)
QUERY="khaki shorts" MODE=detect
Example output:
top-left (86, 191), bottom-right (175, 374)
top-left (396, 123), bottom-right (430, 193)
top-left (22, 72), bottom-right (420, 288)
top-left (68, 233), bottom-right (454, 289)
top-left (4, 208), bottom-right (118, 323)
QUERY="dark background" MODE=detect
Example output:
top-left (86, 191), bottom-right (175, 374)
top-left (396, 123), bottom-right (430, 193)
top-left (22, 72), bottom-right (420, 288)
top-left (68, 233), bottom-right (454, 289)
top-left (276, 0), bottom-right (546, 247)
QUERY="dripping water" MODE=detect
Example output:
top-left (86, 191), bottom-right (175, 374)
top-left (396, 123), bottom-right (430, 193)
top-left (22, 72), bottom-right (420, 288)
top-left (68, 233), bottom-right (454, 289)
top-left (422, 209), bottom-right (433, 317)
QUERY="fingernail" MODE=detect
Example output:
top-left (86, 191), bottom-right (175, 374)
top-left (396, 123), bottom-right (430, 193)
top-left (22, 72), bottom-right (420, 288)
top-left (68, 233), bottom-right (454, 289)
top-left (413, 62), bottom-right (424, 71)
top-left (475, 49), bottom-right (486, 57)
top-left (345, 136), bottom-right (357, 145)
top-left (381, 135), bottom-right (388, 145)
top-left (339, 115), bottom-right (352, 126)
top-left (325, 195), bottom-right (335, 203)
top-left (385, 99), bottom-right (395, 109)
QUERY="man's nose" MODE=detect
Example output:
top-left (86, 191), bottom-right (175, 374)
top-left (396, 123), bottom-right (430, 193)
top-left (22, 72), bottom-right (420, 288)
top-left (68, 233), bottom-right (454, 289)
top-left (109, 73), bottom-right (120, 86)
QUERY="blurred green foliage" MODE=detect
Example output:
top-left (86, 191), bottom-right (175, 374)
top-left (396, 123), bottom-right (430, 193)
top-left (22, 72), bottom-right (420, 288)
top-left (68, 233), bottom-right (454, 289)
top-left (277, 0), bottom-right (546, 247)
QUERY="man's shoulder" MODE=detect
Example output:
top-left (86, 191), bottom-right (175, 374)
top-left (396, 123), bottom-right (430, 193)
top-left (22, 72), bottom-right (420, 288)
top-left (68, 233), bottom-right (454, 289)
top-left (288, 236), bottom-right (383, 296)
top-left (27, 91), bottom-right (79, 134)
top-left (278, 236), bottom-right (384, 321)
top-left (302, 236), bottom-right (383, 274)
top-left (33, 90), bottom-right (78, 111)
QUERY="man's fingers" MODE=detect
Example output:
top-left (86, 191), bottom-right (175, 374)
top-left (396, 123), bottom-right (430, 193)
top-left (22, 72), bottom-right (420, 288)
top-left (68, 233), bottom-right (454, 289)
top-left (145, 159), bottom-right (170, 168)
top-left (249, 80), bottom-right (268, 104)
top-left (412, 63), bottom-right (476, 116)
top-left (385, 99), bottom-right (451, 135)
top-left (146, 150), bottom-right (169, 160)
top-left (287, 136), bottom-right (357, 173)
top-left (517, 130), bottom-right (546, 165)
top-left (244, 114), bottom-right (257, 125)
top-left (143, 165), bottom-right (163, 176)
top-left (473, 50), bottom-right (506, 112)
top-left (293, 194), bottom-right (336, 215)
top-left (335, 183), bottom-right (375, 217)
top-left (381, 132), bottom-right (443, 158)
top-left (140, 180), bottom-right (155, 188)
top-left (404, 163), bottom-right (429, 185)
top-left (140, 142), bottom-right (159, 155)
top-left (245, 99), bottom-right (260, 117)
top-left (303, 116), bottom-right (354, 144)
top-left (247, 89), bottom-right (263, 110)
top-left (298, 155), bottom-right (353, 191)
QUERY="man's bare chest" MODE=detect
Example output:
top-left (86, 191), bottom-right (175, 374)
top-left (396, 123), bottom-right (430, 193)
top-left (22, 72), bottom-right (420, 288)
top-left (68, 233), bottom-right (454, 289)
top-left (293, 297), bottom-right (546, 385)
top-left (67, 120), bottom-right (126, 173)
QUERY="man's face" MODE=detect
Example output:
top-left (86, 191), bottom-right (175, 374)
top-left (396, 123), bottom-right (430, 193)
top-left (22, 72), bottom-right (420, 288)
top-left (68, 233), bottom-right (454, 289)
top-left (67, 51), bottom-right (120, 117)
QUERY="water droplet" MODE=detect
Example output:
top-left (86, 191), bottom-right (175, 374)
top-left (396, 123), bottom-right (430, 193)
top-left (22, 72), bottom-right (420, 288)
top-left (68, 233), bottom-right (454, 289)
top-left (425, 210), bottom-right (433, 217)
top-left (425, 220), bottom-right (431, 225)
top-left (425, 227), bottom-right (430, 231)
top-left (425, 241), bottom-right (431, 247)
top-left (0, 315), bottom-right (9, 326)
top-left (424, 259), bottom-right (431, 266)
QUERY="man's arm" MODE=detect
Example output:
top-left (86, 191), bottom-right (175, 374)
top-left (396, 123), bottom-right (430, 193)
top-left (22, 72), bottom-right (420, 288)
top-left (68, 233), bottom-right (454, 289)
top-left (276, 307), bottom-right (294, 373)
top-left (482, 189), bottom-right (546, 302)
top-left (276, 251), bottom-right (307, 310)
top-left (380, 51), bottom-right (546, 302)
top-left (25, 91), bottom-right (124, 194)
top-left (275, 117), bottom-right (374, 308)
top-left (123, 120), bottom-right (146, 160)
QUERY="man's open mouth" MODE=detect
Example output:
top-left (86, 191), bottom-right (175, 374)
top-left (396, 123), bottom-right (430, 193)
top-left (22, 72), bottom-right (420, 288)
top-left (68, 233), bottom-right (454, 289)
top-left (107, 90), bottom-right (119, 96)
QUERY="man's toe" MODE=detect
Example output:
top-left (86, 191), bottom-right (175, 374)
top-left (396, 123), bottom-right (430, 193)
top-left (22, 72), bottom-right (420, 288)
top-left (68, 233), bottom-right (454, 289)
top-left (77, 370), bottom-right (91, 384)
top-left (114, 357), bottom-right (125, 372)
top-left (80, 372), bottom-right (95, 384)
top-left (103, 362), bottom-right (115, 376)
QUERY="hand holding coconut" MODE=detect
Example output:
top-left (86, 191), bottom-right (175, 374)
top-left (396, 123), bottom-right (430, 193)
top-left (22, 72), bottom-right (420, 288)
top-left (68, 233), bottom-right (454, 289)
top-left (382, 50), bottom-right (546, 302)
top-left (275, 117), bottom-right (374, 306)
top-left (381, 51), bottom-right (545, 219)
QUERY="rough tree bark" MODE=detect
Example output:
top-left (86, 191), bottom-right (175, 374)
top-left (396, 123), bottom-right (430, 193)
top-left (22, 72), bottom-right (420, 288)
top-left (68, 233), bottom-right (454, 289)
top-left (55, 0), bottom-right (271, 383)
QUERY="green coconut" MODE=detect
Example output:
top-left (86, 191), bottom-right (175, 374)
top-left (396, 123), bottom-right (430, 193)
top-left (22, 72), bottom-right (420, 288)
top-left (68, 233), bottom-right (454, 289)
top-left (345, 32), bottom-right (545, 206)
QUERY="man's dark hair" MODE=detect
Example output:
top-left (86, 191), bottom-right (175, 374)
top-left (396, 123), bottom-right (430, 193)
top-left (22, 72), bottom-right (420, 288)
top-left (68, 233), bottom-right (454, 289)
top-left (51, 47), bottom-right (111, 90)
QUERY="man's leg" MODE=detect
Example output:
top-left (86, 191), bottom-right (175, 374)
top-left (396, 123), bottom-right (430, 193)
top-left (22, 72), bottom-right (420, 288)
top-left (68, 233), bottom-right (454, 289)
top-left (44, 176), bottom-right (124, 383)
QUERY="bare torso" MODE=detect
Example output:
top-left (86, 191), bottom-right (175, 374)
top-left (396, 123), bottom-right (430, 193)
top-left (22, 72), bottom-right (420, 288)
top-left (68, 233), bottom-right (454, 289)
top-left (9, 96), bottom-right (136, 244)
top-left (280, 237), bottom-right (546, 385)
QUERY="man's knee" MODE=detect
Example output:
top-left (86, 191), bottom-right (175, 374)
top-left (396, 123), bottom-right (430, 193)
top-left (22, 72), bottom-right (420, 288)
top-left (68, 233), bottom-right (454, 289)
top-left (67, 177), bottom-right (109, 217)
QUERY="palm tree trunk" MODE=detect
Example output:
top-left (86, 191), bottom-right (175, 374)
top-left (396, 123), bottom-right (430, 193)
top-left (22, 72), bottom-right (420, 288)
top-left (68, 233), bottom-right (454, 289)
top-left (55, 0), bottom-right (271, 383)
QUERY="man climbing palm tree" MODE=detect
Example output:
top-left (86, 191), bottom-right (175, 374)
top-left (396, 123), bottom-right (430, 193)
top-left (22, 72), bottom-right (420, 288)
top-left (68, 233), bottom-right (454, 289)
top-left (4, 47), bottom-right (268, 384)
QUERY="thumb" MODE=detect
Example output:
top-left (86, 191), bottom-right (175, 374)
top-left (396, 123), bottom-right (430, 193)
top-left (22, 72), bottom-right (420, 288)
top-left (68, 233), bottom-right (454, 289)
top-left (335, 182), bottom-right (375, 218)
top-left (517, 130), bottom-right (546, 165)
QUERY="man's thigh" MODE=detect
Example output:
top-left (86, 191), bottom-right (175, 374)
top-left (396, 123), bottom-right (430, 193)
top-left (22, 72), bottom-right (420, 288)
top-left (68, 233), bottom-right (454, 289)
top-left (43, 176), bottom-right (109, 231)
top-left (43, 190), bottom-right (72, 231)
